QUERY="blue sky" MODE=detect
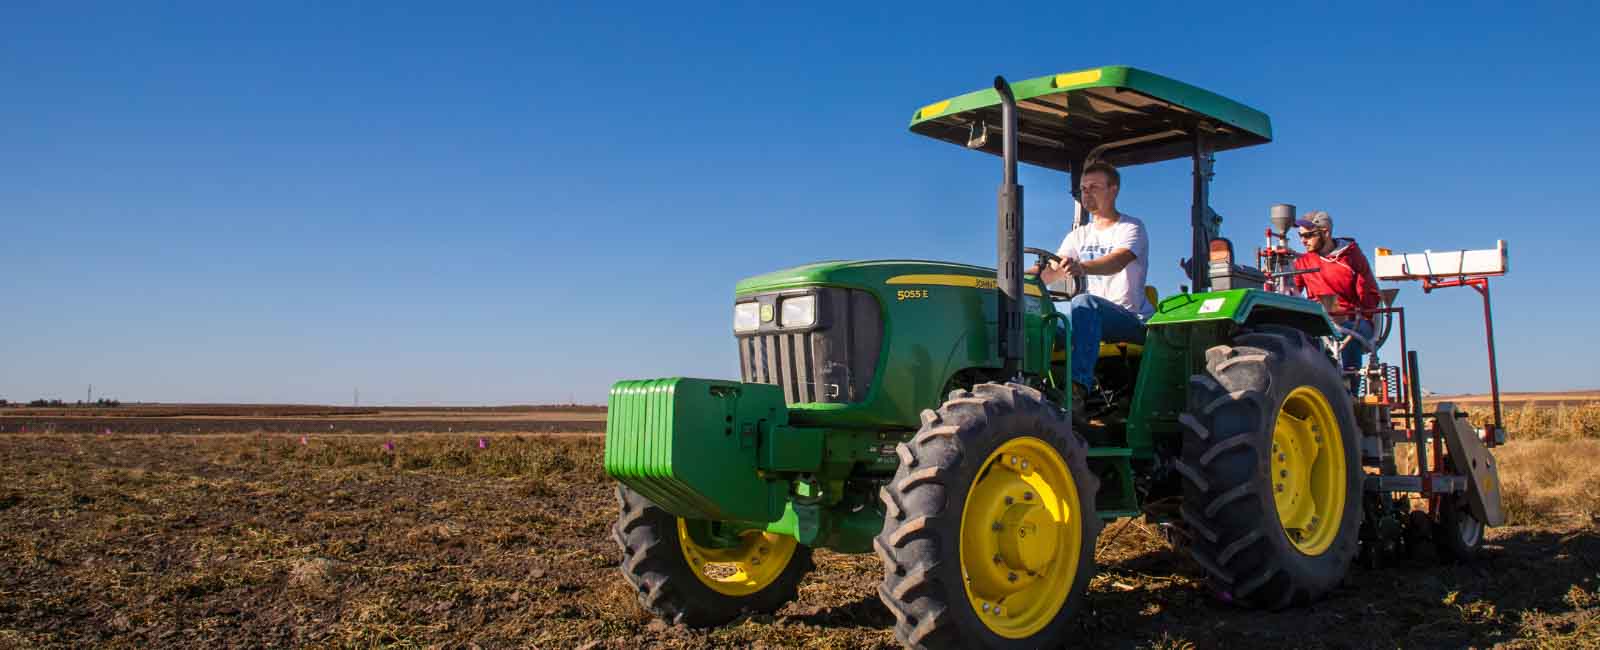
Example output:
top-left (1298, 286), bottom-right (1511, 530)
top-left (4, 2), bottom-right (1596, 404)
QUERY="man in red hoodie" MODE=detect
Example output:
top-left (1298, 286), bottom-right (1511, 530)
top-left (1293, 210), bottom-right (1381, 373)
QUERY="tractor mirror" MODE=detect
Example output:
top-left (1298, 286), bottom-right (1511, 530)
top-left (966, 120), bottom-right (989, 149)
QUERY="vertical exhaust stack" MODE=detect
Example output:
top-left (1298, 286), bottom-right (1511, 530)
top-left (994, 76), bottom-right (1024, 377)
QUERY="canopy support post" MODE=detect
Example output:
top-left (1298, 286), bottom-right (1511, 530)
top-left (1189, 127), bottom-right (1217, 292)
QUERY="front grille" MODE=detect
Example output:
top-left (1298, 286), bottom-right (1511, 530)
top-left (741, 332), bottom-right (821, 402)
top-left (736, 288), bottom-right (881, 405)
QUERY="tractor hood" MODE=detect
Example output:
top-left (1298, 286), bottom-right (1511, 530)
top-left (735, 259), bottom-right (1043, 298)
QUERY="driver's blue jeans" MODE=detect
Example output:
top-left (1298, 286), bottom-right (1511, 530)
top-left (1063, 294), bottom-right (1146, 390)
top-left (1339, 318), bottom-right (1374, 371)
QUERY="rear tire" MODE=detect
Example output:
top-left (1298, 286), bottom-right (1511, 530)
top-left (1178, 326), bottom-right (1363, 609)
top-left (612, 484), bottom-right (813, 627)
top-left (876, 383), bottom-right (1101, 649)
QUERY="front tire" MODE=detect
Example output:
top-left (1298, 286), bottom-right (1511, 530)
top-left (876, 383), bottom-right (1101, 649)
top-left (1178, 326), bottom-right (1363, 609)
top-left (612, 484), bottom-right (813, 627)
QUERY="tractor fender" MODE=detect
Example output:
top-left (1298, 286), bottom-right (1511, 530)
top-left (1145, 288), bottom-right (1338, 337)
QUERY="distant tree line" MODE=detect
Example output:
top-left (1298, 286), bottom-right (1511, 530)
top-left (0, 398), bottom-right (122, 407)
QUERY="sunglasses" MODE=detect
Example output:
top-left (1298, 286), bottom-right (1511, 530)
top-left (1298, 230), bottom-right (1323, 240)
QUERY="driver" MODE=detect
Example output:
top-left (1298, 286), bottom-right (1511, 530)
top-left (1031, 160), bottom-right (1154, 414)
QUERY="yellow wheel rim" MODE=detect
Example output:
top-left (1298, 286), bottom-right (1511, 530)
top-left (676, 520), bottom-right (797, 597)
top-left (958, 437), bottom-right (1082, 639)
top-left (1271, 386), bottom-right (1347, 555)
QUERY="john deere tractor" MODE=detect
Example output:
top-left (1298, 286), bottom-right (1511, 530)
top-left (604, 66), bottom-right (1505, 648)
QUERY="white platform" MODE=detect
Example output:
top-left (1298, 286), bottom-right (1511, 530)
top-left (1373, 240), bottom-right (1508, 280)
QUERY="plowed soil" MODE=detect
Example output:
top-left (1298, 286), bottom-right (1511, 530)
top-left (0, 404), bottom-right (605, 435)
top-left (1, 423), bottom-right (1596, 648)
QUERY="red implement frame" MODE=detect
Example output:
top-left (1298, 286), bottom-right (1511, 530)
top-left (1420, 275), bottom-right (1504, 442)
top-left (1323, 268), bottom-right (1504, 505)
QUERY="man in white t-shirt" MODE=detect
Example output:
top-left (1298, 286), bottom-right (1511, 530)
top-left (1030, 160), bottom-right (1153, 409)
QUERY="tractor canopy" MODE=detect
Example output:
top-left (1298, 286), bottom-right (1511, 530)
top-left (909, 65), bottom-right (1271, 170)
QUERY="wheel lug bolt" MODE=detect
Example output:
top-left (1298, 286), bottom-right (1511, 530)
top-left (982, 602), bottom-right (990, 612)
top-left (1278, 453), bottom-right (1286, 461)
top-left (1023, 491), bottom-right (1033, 501)
top-left (1004, 496), bottom-right (1014, 505)
top-left (1021, 461), bottom-right (1030, 470)
top-left (992, 522), bottom-right (1003, 531)
top-left (993, 553), bottom-right (1003, 563)
top-left (1276, 484), bottom-right (1284, 492)
top-left (1008, 572), bottom-right (1018, 582)
top-left (1009, 456), bottom-right (1018, 465)
top-left (1280, 470), bottom-right (1288, 477)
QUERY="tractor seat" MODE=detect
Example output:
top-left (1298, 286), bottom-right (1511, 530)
top-left (1100, 287), bottom-right (1157, 358)
top-left (1048, 286), bottom-right (1158, 361)
top-left (1051, 342), bottom-right (1145, 362)
top-left (1099, 342), bottom-right (1143, 358)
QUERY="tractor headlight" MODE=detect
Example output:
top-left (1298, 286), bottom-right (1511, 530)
top-left (780, 295), bottom-right (816, 328)
top-left (733, 302), bottom-right (761, 333)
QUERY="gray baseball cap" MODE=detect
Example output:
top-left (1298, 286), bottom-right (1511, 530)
top-left (1295, 210), bottom-right (1333, 230)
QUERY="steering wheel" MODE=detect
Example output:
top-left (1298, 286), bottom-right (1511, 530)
top-left (1023, 247), bottom-right (1073, 300)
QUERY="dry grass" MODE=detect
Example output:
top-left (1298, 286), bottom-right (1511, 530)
top-left (1398, 401), bottom-right (1600, 527)
top-left (1487, 401), bottom-right (1600, 440)
top-left (1496, 438), bottom-right (1600, 526)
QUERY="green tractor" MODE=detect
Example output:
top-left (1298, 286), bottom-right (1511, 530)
top-left (604, 66), bottom-right (1505, 648)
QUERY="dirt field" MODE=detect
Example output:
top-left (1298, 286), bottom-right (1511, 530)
top-left (1, 408), bottom-right (1597, 648)
top-left (0, 404), bottom-right (605, 435)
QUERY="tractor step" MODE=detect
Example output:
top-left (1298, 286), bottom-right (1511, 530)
top-left (1086, 447), bottom-right (1138, 518)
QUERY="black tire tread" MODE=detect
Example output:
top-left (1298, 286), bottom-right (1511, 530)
top-left (612, 484), bottom-right (814, 627)
top-left (1178, 329), bottom-right (1364, 610)
top-left (876, 382), bottom-right (1101, 649)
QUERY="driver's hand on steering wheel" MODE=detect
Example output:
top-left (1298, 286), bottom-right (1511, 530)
top-left (1038, 259), bottom-right (1078, 286)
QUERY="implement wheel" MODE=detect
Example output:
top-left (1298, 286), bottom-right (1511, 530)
top-left (1433, 492), bottom-right (1486, 562)
top-left (876, 383), bottom-right (1101, 649)
top-left (612, 485), bottom-right (813, 627)
top-left (1178, 326), bottom-right (1363, 609)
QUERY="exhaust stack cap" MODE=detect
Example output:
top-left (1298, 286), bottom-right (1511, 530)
top-left (1270, 203), bottom-right (1296, 235)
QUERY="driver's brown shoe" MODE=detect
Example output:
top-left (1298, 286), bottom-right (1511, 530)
top-left (1070, 382), bottom-right (1090, 429)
